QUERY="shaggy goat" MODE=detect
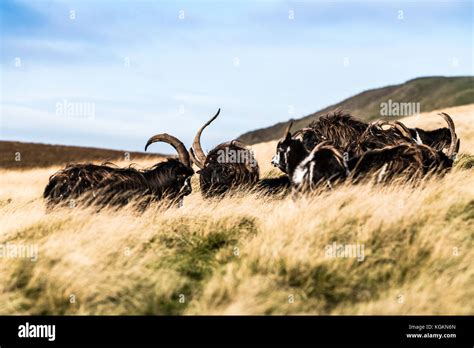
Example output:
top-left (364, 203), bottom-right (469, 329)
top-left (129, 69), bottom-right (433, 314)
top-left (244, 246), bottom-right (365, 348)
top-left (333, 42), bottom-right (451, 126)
top-left (271, 111), bottom-right (369, 173)
top-left (189, 109), bottom-right (260, 197)
top-left (393, 113), bottom-right (460, 155)
top-left (271, 122), bottom-right (349, 192)
top-left (308, 110), bottom-right (369, 149)
top-left (43, 134), bottom-right (194, 209)
top-left (292, 114), bottom-right (459, 191)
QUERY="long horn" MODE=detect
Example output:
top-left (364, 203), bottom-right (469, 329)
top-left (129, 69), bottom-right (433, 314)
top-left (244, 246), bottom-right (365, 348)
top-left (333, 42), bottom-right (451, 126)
top-left (192, 108), bottom-right (221, 164)
top-left (283, 119), bottom-right (294, 138)
top-left (439, 112), bottom-right (458, 159)
top-left (393, 121), bottom-right (413, 140)
top-left (307, 140), bottom-right (331, 156)
top-left (145, 133), bottom-right (191, 167)
top-left (189, 147), bottom-right (204, 169)
top-left (372, 120), bottom-right (391, 128)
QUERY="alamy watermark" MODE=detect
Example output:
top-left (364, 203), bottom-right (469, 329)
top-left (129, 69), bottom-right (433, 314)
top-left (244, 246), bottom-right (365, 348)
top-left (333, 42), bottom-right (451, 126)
top-left (55, 99), bottom-right (95, 119)
top-left (0, 243), bottom-right (38, 262)
top-left (18, 322), bottom-right (55, 341)
top-left (216, 147), bottom-right (257, 167)
top-left (380, 99), bottom-right (420, 117)
top-left (325, 242), bottom-right (365, 262)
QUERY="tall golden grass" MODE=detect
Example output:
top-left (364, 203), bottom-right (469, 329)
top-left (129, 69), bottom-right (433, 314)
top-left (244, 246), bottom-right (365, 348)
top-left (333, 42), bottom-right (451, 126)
top-left (0, 105), bottom-right (473, 315)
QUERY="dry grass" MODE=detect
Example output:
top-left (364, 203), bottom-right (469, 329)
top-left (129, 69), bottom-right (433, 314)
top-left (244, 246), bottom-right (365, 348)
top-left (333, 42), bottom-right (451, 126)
top-left (0, 105), bottom-right (473, 315)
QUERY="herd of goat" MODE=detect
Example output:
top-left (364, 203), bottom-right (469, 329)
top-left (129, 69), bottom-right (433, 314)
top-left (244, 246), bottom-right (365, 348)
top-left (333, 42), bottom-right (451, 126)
top-left (43, 109), bottom-right (460, 209)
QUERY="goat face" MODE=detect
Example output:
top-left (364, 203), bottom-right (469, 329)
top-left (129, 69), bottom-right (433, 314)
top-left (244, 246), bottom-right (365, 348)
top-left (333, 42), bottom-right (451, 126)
top-left (271, 137), bottom-right (307, 174)
top-left (272, 121), bottom-right (310, 175)
top-left (146, 159), bottom-right (194, 199)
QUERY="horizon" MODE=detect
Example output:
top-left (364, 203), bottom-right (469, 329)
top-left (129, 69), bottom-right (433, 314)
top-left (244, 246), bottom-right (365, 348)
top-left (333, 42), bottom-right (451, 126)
top-left (1, 74), bottom-right (472, 153)
top-left (1, 0), bottom-right (473, 153)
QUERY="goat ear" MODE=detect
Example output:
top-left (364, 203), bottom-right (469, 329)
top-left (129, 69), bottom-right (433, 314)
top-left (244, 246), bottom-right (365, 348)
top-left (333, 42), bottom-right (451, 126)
top-left (283, 120), bottom-right (293, 140)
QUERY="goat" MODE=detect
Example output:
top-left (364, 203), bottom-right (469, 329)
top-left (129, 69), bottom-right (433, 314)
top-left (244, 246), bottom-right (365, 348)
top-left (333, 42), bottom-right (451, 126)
top-left (271, 120), bottom-right (311, 175)
top-left (271, 111), bottom-right (369, 173)
top-left (291, 115), bottom-right (459, 192)
top-left (189, 109), bottom-right (260, 197)
top-left (308, 110), bottom-right (369, 150)
top-left (291, 142), bottom-right (349, 193)
top-left (43, 134), bottom-right (194, 209)
top-left (271, 122), bottom-right (348, 192)
top-left (346, 142), bottom-right (455, 184)
top-left (392, 113), bottom-right (460, 155)
top-left (345, 120), bottom-right (415, 157)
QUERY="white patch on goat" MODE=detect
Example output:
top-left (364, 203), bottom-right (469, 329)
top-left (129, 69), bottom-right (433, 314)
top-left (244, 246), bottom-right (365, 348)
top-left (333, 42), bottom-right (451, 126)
top-left (284, 147), bottom-right (291, 164)
top-left (292, 151), bottom-right (316, 185)
top-left (292, 166), bottom-right (307, 186)
top-left (271, 152), bottom-right (280, 166)
top-left (308, 161), bottom-right (315, 189)
top-left (414, 130), bottom-right (423, 145)
top-left (377, 163), bottom-right (389, 183)
top-left (184, 178), bottom-right (191, 190)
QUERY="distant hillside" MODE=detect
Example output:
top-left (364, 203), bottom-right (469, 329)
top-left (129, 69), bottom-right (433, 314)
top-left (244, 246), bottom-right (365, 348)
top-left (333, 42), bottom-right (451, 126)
top-left (238, 76), bottom-right (474, 144)
top-left (0, 141), bottom-right (166, 169)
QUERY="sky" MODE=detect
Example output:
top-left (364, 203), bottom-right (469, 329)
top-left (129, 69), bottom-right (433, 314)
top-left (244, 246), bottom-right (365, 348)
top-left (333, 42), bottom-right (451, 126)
top-left (0, 0), bottom-right (472, 154)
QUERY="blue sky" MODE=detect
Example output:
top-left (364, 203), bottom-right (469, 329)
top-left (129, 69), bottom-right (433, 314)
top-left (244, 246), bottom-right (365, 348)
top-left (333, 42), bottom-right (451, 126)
top-left (1, 0), bottom-right (472, 153)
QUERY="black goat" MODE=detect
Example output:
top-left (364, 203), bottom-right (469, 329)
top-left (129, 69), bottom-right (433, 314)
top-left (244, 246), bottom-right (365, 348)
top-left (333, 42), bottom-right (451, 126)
top-left (308, 110), bottom-right (369, 150)
top-left (272, 111), bottom-right (369, 173)
top-left (271, 122), bottom-right (348, 192)
top-left (292, 116), bottom-right (459, 191)
top-left (43, 134), bottom-right (194, 209)
top-left (346, 142), bottom-right (455, 184)
top-left (277, 112), bottom-right (459, 193)
top-left (291, 142), bottom-right (349, 193)
top-left (189, 109), bottom-right (260, 197)
top-left (393, 113), bottom-right (460, 155)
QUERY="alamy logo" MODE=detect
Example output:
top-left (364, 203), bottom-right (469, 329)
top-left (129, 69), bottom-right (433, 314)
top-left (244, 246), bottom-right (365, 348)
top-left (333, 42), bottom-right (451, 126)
top-left (380, 99), bottom-right (420, 117)
top-left (0, 243), bottom-right (38, 262)
top-left (216, 147), bottom-right (257, 167)
top-left (56, 99), bottom-right (95, 119)
top-left (325, 242), bottom-right (365, 262)
top-left (18, 322), bottom-right (56, 341)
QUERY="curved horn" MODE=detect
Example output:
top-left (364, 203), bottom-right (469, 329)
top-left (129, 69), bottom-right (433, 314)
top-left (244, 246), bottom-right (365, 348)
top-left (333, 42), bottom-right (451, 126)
top-left (230, 139), bottom-right (246, 148)
top-left (189, 147), bottom-right (204, 169)
top-left (145, 133), bottom-right (191, 167)
top-left (283, 119), bottom-right (294, 139)
top-left (372, 120), bottom-right (391, 128)
top-left (192, 108), bottom-right (221, 164)
top-left (439, 113), bottom-right (458, 159)
top-left (394, 121), bottom-right (413, 140)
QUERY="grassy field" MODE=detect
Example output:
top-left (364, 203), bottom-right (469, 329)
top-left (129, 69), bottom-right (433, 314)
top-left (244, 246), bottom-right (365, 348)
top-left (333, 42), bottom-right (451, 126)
top-left (0, 105), bottom-right (473, 315)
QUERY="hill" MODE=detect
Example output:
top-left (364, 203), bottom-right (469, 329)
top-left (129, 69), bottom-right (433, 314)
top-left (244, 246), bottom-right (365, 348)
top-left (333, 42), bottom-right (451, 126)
top-left (0, 141), bottom-right (165, 169)
top-left (238, 76), bottom-right (474, 145)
